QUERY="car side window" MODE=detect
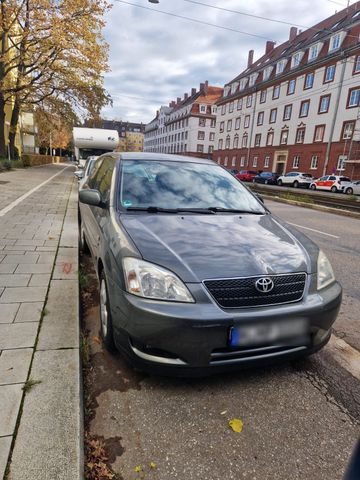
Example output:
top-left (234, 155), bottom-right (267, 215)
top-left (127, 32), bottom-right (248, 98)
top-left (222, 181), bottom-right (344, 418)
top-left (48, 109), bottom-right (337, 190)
top-left (319, 176), bottom-right (327, 181)
top-left (329, 176), bottom-right (336, 181)
top-left (91, 156), bottom-right (115, 203)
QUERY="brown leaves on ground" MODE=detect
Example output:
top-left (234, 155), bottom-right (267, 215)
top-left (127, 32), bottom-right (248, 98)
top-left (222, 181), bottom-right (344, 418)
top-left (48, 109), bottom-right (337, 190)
top-left (85, 433), bottom-right (117, 479)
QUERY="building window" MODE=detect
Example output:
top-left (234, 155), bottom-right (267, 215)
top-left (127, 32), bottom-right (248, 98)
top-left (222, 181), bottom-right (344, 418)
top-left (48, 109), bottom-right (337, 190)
top-left (225, 135), bottom-right (231, 149)
top-left (310, 155), bottom-right (318, 169)
top-left (199, 118), bottom-right (206, 127)
top-left (232, 156), bottom-right (236, 167)
top-left (227, 120), bottom-right (232, 131)
top-left (211, 106), bottom-right (217, 115)
top-left (252, 156), bottom-right (258, 167)
top-left (198, 131), bottom-right (205, 140)
top-left (283, 104), bottom-right (292, 121)
top-left (221, 104), bottom-right (226, 115)
top-left (309, 43), bottom-right (320, 61)
top-left (229, 101), bottom-right (234, 113)
top-left (217, 156), bottom-right (221, 164)
top-left (260, 90), bottom-right (267, 103)
top-left (337, 155), bottom-right (347, 171)
top-left (324, 65), bottom-right (336, 83)
top-left (233, 135), bottom-right (239, 149)
top-left (224, 156), bottom-right (228, 166)
top-left (342, 121), bottom-right (355, 140)
top-left (237, 98), bottom-right (243, 110)
top-left (242, 134), bottom-right (248, 148)
top-left (210, 119), bottom-right (216, 128)
top-left (200, 104), bottom-right (207, 114)
top-left (296, 127), bottom-right (306, 143)
top-left (291, 52), bottom-right (302, 69)
top-left (257, 111), bottom-right (264, 126)
top-left (208, 145), bottom-right (213, 154)
top-left (246, 95), bottom-right (252, 108)
top-left (263, 67), bottom-right (273, 81)
top-left (287, 79), bottom-right (296, 95)
top-left (244, 115), bottom-right (250, 128)
top-left (240, 156), bottom-right (245, 167)
top-left (209, 132), bottom-right (215, 141)
top-left (354, 55), bottom-right (360, 74)
top-left (293, 155), bottom-right (300, 168)
top-left (347, 88), bottom-right (360, 108)
top-left (319, 95), bottom-right (330, 113)
top-left (220, 121), bottom-right (225, 133)
top-left (235, 117), bottom-right (241, 130)
top-left (269, 108), bottom-right (277, 123)
top-left (218, 139), bottom-right (223, 150)
top-left (264, 156), bottom-right (270, 168)
top-left (299, 100), bottom-right (310, 117)
top-left (304, 72), bottom-right (314, 89)
top-left (273, 85), bottom-right (280, 99)
top-left (280, 130), bottom-right (289, 145)
top-left (266, 131), bottom-right (274, 146)
top-left (254, 134), bottom-right (261, 147)
top-left (314, 125), bottom-right (325, 142)
top-left (329, 33), bottom-right (341, 52)
top-left (276, 59), bottom-right (287, 75)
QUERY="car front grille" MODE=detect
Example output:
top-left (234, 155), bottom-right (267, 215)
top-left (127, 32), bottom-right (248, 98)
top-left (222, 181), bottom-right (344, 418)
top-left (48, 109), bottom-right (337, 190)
top-left (203, 273), bottom-right (306, 308)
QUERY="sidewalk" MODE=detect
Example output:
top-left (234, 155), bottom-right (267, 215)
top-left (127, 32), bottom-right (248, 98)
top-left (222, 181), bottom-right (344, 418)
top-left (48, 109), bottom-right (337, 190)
top-left (0, 164), bottom-right (82, 479)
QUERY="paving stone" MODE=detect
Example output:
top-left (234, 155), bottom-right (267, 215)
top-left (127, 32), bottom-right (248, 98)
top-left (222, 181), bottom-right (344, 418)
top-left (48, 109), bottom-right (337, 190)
top-left (0, 275), bottom-right (30, 287)
top-left (0, 304), bottom-right (20, 323)
top-left (15, 263), bottom-right (53, 274)
top-left (15, 302), bottom-right (43, 323)
top-left (1, 254), bottom-right (39, 264)
top-left (0, 286), bottom-right (47, 304)
top-left (14, 239), bottom-right (45, 247)
top-left (37, 253), bottom-right (56, 264)
top-left (10, 349), bottom-right (81, 480)
top-left (29, 274), bottom-right (51, 287)
top-left (0, 436), bottom-right (12, 480)
top-left (0, 254), bottom-right (4, 262)
top-left (0, 348), bottom-right (33, 384)
top-left (0, 264), bottom-right (17, 274)
top-left (3, 245), bottom-right (36, 251)
top-left (0, 384), bottom-right (23, 436)
top-left (0, 323), bottom-right (38, 349)
top-left (35, 246), bottom-right (57, 252)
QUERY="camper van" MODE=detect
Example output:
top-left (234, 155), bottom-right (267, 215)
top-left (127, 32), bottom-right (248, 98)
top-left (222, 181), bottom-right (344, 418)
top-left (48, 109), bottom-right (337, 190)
top-left (73, 127), bottom-right (119, 167)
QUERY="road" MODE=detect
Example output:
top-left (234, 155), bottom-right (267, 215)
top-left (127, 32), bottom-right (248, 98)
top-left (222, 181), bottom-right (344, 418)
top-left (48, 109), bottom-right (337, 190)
top-left (83, 200), bottom-right (360, 480)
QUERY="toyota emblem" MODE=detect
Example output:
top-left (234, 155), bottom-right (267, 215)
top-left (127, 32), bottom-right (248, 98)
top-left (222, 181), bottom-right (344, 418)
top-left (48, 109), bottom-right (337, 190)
top-left (255, 277), bottom-right (274, 293)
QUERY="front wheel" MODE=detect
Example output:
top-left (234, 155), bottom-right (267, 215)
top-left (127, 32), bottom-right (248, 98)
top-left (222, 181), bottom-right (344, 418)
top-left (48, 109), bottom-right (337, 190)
top-left (264, 179), bottom-right (269, 185)
top-left (277, 179), bottom-right (283, 186)
top-left (79, 222), bottom-right (90, 254)
top-left (331, 186), bottom-right (337, 193)
top-left (293, 181), bottom-right (299, 188)
top-left (99, 272), bottom-right (116, 352)
top-left (346, 187), bottom-right (353, 195)
top-left (310, 184), bottom-right (316, 190)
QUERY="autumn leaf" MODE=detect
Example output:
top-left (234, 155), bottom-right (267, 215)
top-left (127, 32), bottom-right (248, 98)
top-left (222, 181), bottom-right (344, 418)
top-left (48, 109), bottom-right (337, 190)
top-left (149, 461), bottom-right (157, 469)
top-left (134, 465), bottom-right (142, 473)
top-left (229, 418), bottom-right (244, 433)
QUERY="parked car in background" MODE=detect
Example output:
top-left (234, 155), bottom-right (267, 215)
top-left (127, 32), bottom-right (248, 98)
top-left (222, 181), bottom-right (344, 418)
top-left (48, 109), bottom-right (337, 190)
top-left (228, 168), bottom-right (239, 176)
top-left (253, 172), bottom-right (280, 185)
top-left (277, 172), bottom-right (313, 188)
top-left (236, 170), bottom-right (258, 182)
top-left (344, 180), bottom-right (360, 195)
top-left (74, 157), bottom-right (98, 187)
top-left (78, 152), bottom-right (341, 375)
top-left (310, 175), bottom-right (352, 193)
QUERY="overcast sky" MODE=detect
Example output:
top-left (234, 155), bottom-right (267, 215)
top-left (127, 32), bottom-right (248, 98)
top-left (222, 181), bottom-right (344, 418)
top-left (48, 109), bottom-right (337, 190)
top-left (101, 0), bottom-right (351, 124)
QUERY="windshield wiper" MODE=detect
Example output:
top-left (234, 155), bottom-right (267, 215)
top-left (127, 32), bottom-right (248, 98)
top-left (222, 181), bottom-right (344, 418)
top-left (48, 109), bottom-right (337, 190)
top-left (207, 207), bottom-right (265, 214)
top-left (125, 206), bottom-right (215, 214)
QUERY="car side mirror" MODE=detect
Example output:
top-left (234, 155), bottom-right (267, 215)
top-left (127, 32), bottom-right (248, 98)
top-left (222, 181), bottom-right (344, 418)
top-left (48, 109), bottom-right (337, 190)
top-left (79, 189), bottom-right (105, 208)
top-left (74, 170), bottom-right (84, 179)
top-left (256, 193), bottom-right (264, 203)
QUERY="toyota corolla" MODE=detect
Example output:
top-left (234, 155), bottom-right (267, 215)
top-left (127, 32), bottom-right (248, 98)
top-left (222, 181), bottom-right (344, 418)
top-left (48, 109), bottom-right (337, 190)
top-left (79, 152), bottom-right (342, 375)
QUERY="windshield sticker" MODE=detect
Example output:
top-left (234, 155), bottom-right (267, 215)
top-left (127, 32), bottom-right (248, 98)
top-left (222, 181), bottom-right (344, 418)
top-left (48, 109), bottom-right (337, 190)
top-left (123, 200), bottom-right (133, 207)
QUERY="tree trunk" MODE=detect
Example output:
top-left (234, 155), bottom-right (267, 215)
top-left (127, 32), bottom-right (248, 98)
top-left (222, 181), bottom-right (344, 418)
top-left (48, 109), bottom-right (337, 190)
top-left (9, 97), bottom-right (20, 159)
top-left (0, 96), bottom-right (6, 158)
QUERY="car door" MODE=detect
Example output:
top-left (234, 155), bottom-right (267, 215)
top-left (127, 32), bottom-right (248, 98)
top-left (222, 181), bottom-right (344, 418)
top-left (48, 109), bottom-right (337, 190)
top-left (327, 176), bottom-right (337, 190)
top-left (316, 176), bottom-right (328, 190)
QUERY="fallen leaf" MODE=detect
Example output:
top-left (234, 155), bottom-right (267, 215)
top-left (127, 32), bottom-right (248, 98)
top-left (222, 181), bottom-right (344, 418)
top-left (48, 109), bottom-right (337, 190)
top-left (92, 336), bottom-right (101, 344)
top-left (220, 410), bottom-right (227, 415)
top-left (149, 461), bottom-right (157, 469)
top-left (229, 418), bottom-right (244, 433)
top-left (134, 465), bottom-right (142, 473)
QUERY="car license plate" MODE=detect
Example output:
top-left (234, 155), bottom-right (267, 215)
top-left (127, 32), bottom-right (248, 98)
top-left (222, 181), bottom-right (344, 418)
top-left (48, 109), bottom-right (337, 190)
top-left (229, 319), bottom-right (309, 347)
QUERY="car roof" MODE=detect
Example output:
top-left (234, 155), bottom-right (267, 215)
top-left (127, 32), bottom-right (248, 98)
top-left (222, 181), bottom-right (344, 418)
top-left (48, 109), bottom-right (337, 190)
top-left (116, 152), bottom-right (216, 165)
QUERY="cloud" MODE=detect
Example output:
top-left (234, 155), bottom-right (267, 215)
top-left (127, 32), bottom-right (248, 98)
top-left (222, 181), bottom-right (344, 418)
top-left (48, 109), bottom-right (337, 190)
top-left (102, 0), bottom-right (343, 123)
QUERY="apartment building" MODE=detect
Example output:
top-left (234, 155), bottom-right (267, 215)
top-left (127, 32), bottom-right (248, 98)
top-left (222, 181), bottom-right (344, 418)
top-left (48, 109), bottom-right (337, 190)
top-left (144, 81), bottom-right (223, 158)
top-left (214, 3), bottom-right (360, 178)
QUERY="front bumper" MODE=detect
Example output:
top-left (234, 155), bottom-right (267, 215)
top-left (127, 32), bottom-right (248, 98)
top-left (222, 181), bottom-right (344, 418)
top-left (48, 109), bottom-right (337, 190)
top-left (108, 275), bottom-right (342, 373)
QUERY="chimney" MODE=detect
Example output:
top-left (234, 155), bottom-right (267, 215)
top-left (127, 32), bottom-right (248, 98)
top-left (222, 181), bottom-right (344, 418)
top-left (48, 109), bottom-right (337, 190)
top-left (177, 97), bottom-right (181, 104)
top-left (200, 82), bottom-right (205, 91)
top-left (170, 101), bottom-right (176, 108)
top-left (184, 93), bottom-right (188, 100)
top-left (289, 27), bottom-right (297, 41)
top-left (191, 87), bottom-right (197, 96)
top-left (204, 80), bottom-right (209, 94)
top-left (247, 49), bottom-right (254, 68)
top-left (265, 41), bottom-right (276, 54)
top-left (169, 102), bottom-right (172, 107)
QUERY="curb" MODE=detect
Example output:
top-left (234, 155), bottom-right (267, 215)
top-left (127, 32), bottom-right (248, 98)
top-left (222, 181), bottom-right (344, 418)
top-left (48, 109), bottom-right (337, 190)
top-left (262, 194), bottom-right (360, 219)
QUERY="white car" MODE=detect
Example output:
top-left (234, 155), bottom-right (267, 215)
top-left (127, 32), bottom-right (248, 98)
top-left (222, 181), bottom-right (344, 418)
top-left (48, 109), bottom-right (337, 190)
top-left (74, 157), bottom-right (97, 187)
top-left (310, 175), bottom-right (352, 193)
top-left (277, 172), bottom-right (313, 188)
top-left (344, 180), bottom-right (360, 195)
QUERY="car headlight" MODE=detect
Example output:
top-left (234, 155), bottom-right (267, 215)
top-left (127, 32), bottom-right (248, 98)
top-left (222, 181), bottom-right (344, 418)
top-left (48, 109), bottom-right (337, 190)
top-left (317, 250), bottom-right (335, 290)
top-left (123, 257), bottom-right (194, 303)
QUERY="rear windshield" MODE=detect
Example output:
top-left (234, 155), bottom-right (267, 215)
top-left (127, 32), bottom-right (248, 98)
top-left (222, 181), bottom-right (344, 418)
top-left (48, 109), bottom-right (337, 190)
top-left (301, 173), bottom-right (313, 177)
top-left (340, 177), bottom-right (351, 182)
top-left (120, 160), bottom-right (266, 213)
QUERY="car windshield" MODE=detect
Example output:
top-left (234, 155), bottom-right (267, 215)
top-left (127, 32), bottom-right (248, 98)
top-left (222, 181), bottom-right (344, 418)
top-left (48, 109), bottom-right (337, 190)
top-left (340, 177), bottom-right (351, 182)
top-left (120, 160), bottom-right (266, 213)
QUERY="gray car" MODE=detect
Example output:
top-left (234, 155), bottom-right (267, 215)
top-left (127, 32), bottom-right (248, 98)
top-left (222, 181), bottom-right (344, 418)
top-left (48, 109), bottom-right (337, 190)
top-left (79, 152), bottom-right (342, 375)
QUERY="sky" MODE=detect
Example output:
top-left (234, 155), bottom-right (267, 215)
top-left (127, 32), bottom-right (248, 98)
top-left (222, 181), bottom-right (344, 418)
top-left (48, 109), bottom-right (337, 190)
top-left (101, 0), bottom-right (353, 124)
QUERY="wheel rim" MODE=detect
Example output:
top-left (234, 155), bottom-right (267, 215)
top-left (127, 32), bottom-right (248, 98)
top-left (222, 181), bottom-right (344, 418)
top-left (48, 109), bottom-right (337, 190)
top-left (100, 279), bottom-right (108, 338)
top-left (347, 189), bottom-right (353, 195)
top-left (294, 181), bottom-right (298, 187)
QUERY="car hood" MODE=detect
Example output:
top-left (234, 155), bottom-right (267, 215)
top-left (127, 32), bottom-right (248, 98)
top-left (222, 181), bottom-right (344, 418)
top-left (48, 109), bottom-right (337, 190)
top-left (120, 213), bottom-right (316, 283)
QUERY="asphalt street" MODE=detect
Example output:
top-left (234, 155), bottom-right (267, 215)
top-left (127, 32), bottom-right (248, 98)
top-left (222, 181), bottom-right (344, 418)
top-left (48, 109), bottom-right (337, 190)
top-left (83, 200), bottom-right (360, 480)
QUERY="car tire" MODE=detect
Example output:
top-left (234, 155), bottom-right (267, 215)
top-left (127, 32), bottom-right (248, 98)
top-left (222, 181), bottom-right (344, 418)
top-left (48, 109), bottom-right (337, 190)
top-left (99, 271), bottom-right (116, 352)
top-left (277, 179), bottom-right (283, 186)
top-left (310, 184), bottom-right (316, 190)
top-left (79, 222), bottom-right (90, 254)
top-left (293, 181), bottom-right (299, 188)
top-left (265, 179), bottom-right (269, 185)
top-left (252, 178), bottom-right (256, 183)
top-left (331, 186), bottom-right (337, 193)
top-left (346, 187), bottom-right (353, 195)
